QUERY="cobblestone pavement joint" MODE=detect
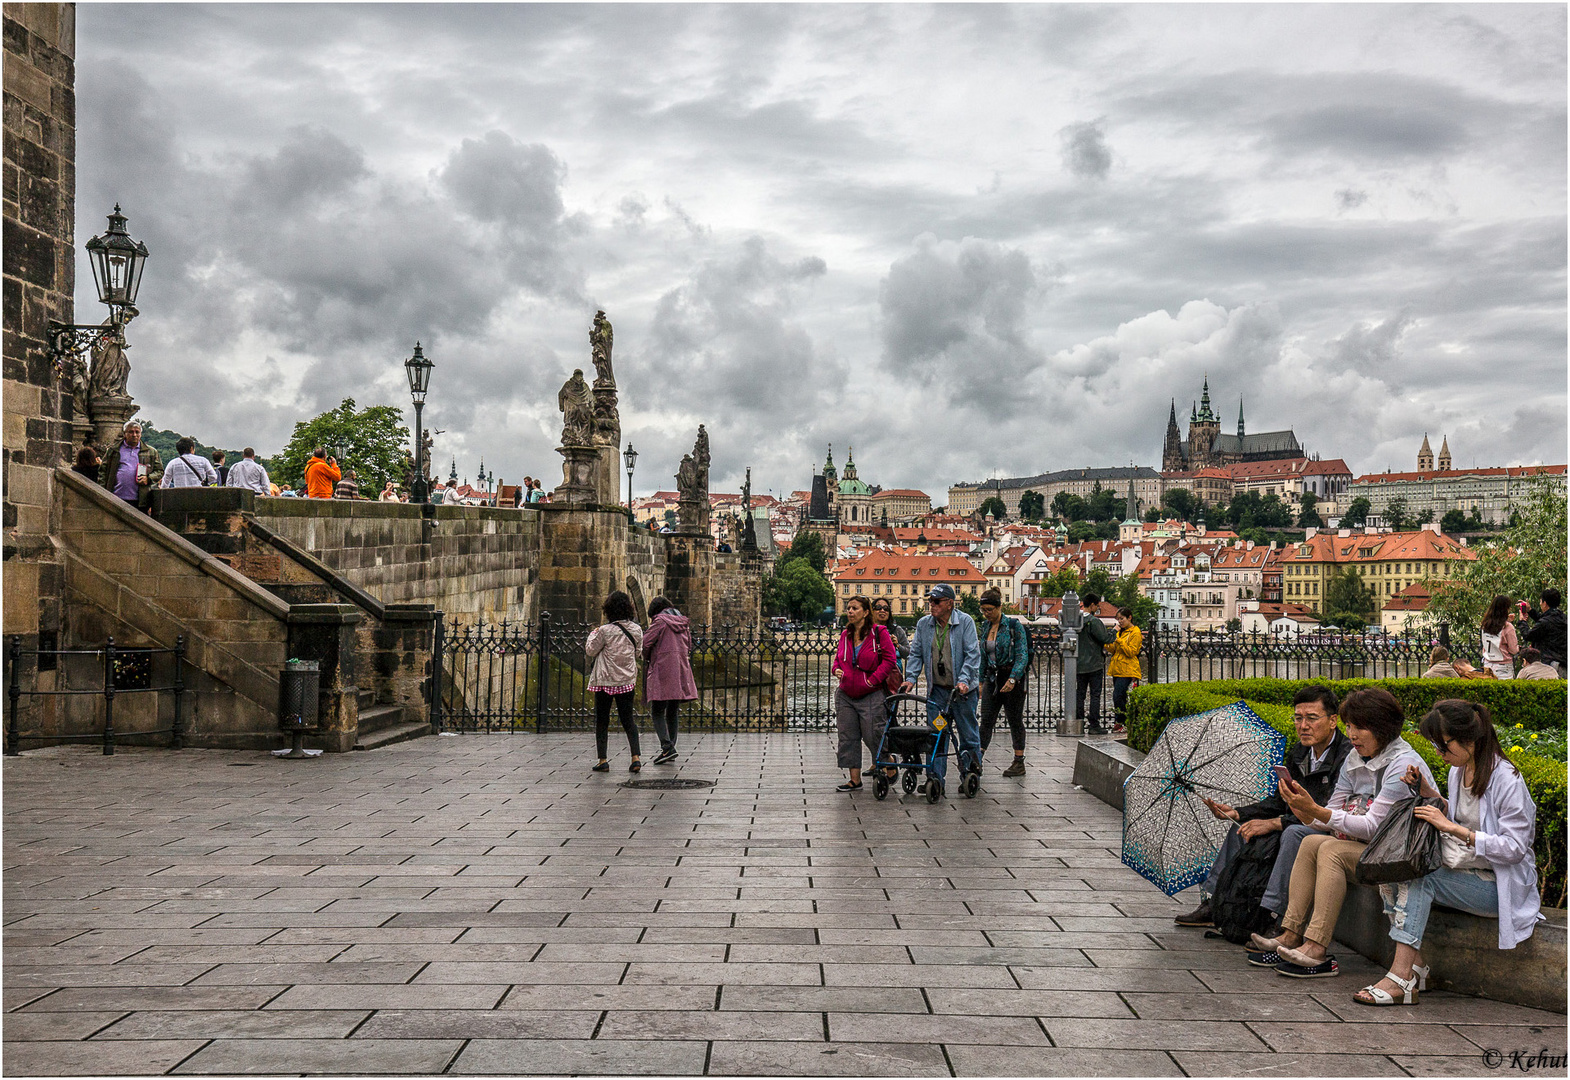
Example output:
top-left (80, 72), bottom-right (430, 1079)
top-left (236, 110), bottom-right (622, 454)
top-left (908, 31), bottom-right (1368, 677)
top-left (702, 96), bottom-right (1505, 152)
top-left (4, 733), bottom-right (1564, 1076)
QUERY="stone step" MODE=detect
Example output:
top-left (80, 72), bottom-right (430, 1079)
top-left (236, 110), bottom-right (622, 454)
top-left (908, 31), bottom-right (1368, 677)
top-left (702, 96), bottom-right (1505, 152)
top-left (353, 721), bottom-right (431, 751)
top-left (357, 703), bottom-right (407, 736)
top-left (356, 687), bottom-right (376, 709)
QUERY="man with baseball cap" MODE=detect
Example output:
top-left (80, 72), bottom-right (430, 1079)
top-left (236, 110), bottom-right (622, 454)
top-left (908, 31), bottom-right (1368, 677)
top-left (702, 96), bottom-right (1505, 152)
top-left (901, 582), bottom-right (983, 797)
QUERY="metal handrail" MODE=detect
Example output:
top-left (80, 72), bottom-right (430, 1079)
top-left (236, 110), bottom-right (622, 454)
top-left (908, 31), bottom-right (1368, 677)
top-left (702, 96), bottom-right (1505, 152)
top-left (6, 635), bottom-right (186, 755)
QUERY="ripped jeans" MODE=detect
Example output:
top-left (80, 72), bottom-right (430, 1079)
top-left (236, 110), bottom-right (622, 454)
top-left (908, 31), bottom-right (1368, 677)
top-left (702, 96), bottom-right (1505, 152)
top-left (1378, 868), bottom-right (1498, 948)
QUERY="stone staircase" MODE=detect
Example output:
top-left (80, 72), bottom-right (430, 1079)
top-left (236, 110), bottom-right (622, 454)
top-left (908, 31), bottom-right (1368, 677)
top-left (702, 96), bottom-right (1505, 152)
top-left (353, 688), bottom-right (431, 751)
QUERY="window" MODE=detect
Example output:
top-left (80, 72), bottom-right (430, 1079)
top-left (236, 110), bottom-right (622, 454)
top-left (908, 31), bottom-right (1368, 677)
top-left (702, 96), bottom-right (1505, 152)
top-left (900, 600), bottom-right (908, 613)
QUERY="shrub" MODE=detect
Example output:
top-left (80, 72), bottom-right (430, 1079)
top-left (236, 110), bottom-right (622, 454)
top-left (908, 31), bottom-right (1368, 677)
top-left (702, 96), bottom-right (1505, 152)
top-left (1126, 680), bottom-right (1567, 906)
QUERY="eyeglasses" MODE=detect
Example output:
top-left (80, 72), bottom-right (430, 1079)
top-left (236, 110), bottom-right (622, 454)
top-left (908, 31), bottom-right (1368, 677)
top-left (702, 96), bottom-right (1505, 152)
top-left (872, 606), bottom-right (890, 612)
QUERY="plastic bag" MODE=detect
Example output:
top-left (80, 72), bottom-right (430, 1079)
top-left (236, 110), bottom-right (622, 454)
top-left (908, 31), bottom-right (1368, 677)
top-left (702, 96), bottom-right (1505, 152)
top-left (1354, 782), bottom-right (1445, 886)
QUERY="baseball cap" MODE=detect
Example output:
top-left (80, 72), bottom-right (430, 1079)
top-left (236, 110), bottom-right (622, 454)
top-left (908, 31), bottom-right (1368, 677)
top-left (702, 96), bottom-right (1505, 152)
top-left (927, 584), bottom-right (957, 601)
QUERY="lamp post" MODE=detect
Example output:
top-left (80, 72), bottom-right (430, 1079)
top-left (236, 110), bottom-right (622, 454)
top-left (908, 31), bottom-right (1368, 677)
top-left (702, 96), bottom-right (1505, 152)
top-left (623, 442), bottom-right (638, 516)
top-left (404, 342), bottom-right (433, 503)
top-left (49, 204), bottom-right (150, 373)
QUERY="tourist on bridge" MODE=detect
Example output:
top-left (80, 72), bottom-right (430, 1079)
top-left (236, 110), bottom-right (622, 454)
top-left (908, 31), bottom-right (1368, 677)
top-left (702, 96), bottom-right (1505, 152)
top-left (210, 450), bottom-right (228, 485)
top-left (1074, 592), bottom-right (1116, 735)
top-left (643, 596), bottom-right (697, 766)
top-left (100, 420), bottom-right (162, 511)
top-left (870, 599), bottom-right (908, 664)
top-left (225, 448), bottom-right (271, 495)
top-left (160, 437), bottom-right (219, 488)
top-left (901, 583), bottom-right (982, 791)
top-left (1108, 606), bottom-right (1143, 736)
top-left (1523, 588), bottom-right (1566, 675)
top-left (1514, 648), bottom-right (1559, 681)
top-left (586, 590), bottom-right (644, 773)
top-left (303, 447), bottom-right (340, 499)
top-left (71, 446), bottom-right (101, 484)
top-left (334, 468), bottom-right (360, 500)
top-left (1422, 646), bottom-right (1461, 679)
top-left (1479, 595), bottom-right (1519, 680)
top-left (832, 595), bottom-right (898, 792)
top-left (977, 589), bottom-right (1029, 778)
top-left (1354, 699), bottom-right (1542, 1006)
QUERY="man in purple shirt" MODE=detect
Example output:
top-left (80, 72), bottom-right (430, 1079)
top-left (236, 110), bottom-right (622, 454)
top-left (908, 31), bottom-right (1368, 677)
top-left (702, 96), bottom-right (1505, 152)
top-left (99, 421), bottom-right (163, 510)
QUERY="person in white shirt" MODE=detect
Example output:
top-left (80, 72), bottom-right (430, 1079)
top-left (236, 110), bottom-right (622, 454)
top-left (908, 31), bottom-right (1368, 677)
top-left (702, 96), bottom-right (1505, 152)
top-left (160, 437), bottom-right (219, 488)
top-left (224, 447), bottom-right (271, 495)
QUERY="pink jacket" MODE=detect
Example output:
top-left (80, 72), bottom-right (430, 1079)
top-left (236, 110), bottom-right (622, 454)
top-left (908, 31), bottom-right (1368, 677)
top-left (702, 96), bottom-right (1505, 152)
top-left (835, 624), bottom-right (897, 699)
top-left (642, 610), bottom-right (698, 702)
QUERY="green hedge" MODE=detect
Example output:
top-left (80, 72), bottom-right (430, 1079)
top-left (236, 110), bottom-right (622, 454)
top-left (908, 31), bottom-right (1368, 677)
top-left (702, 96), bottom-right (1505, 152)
top-left (1168, 677), bottom-right (1566, 733)
top-left (1126, 680), bottom-right (1567, 907)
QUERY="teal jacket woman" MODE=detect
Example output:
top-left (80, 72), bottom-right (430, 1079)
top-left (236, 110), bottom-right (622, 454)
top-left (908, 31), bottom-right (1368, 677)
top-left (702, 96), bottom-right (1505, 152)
top-left (980, 614), bottom-right (1030, 687)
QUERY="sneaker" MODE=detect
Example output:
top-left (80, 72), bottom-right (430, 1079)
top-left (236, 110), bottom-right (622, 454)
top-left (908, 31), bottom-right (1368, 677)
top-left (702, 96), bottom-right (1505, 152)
top-left (1173, 902), bottom-right (1213, 927)
top-left (1276, 956), bottom-right (1339, 979)
top-left (1002, 758), bottom-right (1026, 778)
top-left (652, 749), bottom-right (677, 765)
top-left (1246, 949), bottom-right (1284, 968)
top-left (836, 780), bottom-right (863, 792)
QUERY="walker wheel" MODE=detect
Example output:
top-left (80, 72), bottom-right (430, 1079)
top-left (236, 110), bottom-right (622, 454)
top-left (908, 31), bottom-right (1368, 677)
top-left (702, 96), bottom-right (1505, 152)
top-left (962, 772), bottom-right (980, 799)
top-left (902, 769), bottom-right (918, 794)
top-left (873, 774), bottom-right (890, 801)
top-left (925, 777), bottom-right (943, 803)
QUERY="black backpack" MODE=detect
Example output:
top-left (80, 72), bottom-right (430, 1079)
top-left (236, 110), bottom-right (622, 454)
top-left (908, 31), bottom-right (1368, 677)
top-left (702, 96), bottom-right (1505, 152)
top-left (1210, 829), bottom-right (1281, 945)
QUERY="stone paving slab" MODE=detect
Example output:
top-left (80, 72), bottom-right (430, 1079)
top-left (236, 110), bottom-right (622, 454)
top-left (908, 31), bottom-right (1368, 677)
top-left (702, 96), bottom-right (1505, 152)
top-left (6, 733), bottom-right (1564, 1077)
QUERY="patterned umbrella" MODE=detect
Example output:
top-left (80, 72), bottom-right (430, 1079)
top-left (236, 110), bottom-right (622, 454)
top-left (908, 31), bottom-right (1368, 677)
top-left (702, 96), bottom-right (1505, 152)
top-left (1121, 700), bottom-right (1287, 895)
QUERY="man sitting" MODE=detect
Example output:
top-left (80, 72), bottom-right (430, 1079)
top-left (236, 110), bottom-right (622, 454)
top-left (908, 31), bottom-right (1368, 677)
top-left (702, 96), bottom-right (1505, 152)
top-left (1175, 685), bottom-right (1351, 936)
top-left (1516, 647), bottom-right (1561, 681)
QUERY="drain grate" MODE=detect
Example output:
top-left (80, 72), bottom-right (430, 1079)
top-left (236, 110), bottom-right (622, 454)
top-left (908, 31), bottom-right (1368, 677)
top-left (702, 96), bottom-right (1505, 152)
top-left (620, 777), bottom-right (716, 790)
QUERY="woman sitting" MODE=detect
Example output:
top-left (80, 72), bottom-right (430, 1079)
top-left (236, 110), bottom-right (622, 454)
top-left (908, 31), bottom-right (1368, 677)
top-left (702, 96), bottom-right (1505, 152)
top-left (1353, 699), bottom-right (1542, 1005)
top-left (1253, 688), bottom-right (1436, 977)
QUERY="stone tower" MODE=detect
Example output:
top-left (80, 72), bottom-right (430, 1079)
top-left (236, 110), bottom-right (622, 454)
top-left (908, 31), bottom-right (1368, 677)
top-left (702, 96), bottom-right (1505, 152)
top-left (1162, 399), bottom-right (1186, 472)
top-left (1418, 433), bottom-right (1434, 472)
top-left (822, 445), bottom-right (838, 520)
top-left (1438, 436), bottom-right (1452, 472)
top-left (1188, 376), bottom-right (1221, 469)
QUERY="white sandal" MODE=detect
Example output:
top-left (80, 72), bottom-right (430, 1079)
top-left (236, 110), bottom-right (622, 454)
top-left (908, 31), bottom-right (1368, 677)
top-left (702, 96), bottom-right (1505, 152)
top-left (1355, 969), bottom-right (1420, 1006)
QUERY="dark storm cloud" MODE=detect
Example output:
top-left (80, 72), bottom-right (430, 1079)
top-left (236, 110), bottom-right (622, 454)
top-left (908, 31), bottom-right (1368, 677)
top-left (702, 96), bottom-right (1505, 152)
top-left (1059, 120), bottom-right (1112, 179)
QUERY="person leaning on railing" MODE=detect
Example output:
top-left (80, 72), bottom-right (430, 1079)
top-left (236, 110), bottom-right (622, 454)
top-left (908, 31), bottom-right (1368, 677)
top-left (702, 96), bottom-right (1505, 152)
top-left (1350, 699), bottom-right (1543, 1006)
top-left (1249, 688), bottom-right (1436, 978)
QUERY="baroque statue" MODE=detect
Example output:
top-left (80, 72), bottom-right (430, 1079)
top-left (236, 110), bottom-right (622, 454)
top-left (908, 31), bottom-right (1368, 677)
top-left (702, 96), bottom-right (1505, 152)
top-left (86, 306), bottom-right (137, 401)
top-left (694, 424), bottom-right (710, 491)
top-left (590, 309), bottom-right (615, 388)
top-left (677, 453), bottom-right (698, 501)
top-left (557, 369), bottom-right (595, 447)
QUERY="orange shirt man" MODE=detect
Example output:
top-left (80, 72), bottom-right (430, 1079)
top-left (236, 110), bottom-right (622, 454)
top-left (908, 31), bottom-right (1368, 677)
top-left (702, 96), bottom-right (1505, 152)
top-left (303, 450), bottom-right (341, 498)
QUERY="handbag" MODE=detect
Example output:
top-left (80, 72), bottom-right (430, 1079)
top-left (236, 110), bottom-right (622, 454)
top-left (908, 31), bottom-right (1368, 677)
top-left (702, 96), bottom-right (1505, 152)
top-left (1354, 778), bottom-right (1445, 886)
top-left (878, 626), bottom-right (904, 695)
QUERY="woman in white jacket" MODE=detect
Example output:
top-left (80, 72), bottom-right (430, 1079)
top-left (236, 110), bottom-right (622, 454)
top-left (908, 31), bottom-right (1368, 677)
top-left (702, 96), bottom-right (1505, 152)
top-left (1354, 699), bottom-right (1542, 1006)
top-left (585, 591), bottom-right (644, 773)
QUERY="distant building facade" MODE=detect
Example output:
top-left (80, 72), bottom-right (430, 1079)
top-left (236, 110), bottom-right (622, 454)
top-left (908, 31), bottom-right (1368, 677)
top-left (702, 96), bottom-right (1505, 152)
top-left (1352, 446), bottom-right (1565, 526)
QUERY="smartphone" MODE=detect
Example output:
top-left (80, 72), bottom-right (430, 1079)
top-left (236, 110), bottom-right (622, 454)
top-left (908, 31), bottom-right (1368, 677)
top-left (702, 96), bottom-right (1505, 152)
top-left (1272, 765), bottom-right (1292, 784)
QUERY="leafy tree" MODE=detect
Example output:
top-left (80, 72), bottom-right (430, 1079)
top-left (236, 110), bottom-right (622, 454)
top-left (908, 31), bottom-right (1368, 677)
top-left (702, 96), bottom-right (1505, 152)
top-left (273, 398), bottom-right (409, 490)
top-left (1018, 490), bottom-right (1045, 521)
top-left (767, 559), bottom-right (835, 621)
top-left (1416, 507), bottom-right (1434, 525)
top-left (959, 592), bottom-right (984, 623)
top-left (1427, 478), bottom-right (1568, 647)
top-left (782, 529), bottom-right (827, 574)
top-left (1324, 567), bottom-right (1377, 622)
top-left (1162, 487), bottom-right (1198, 522)
top-left (1143, 506), bottom-right (1163, 523)
top-left (1083, 567), bottom-right (1114, 598)
top-left (1052, 491), bottom-right (1087, 522)
top-left (1297, 491), bottom-right (1322, 529)
top-left (1384, 496), bottom-right (1411, 532)
top-left (1108, 573), bottom-right (1160, 629)
top-left (1036, 565), bottom-right (1082, 599)
top-left (1085, 483), bottom-right (1123, 522)
top-left (1225, 617), bottom-right (1243, 632)
top-left (1257, 493), bottom-right (1293, 529)
top-left (1342, 496), bottom-right (1371, 528)
top-left (1066, 520), bottom-right (1101, 543)
top-left (1240, 527), bottom-right (1269, 546)
top-left (1440, 508), bottom-right (1473, 535)
top-left (978, 496), bottom-right (1007, 520)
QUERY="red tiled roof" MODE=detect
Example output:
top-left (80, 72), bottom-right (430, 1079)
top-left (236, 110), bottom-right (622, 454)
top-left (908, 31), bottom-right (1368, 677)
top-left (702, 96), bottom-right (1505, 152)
top-left (1353, 465), bottom-right (1566, 484)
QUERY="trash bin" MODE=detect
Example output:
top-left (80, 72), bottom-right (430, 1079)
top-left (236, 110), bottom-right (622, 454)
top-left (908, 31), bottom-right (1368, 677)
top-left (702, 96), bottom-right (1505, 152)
top-left (278, 659), bottom-right (320, 759)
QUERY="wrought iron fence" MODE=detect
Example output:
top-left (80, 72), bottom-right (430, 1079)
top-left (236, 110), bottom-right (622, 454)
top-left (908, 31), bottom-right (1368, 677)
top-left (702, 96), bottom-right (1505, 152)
top-left (5, 635), bottom-right (188, 755)
top-left (434, 616), bottom-right (1446, 735)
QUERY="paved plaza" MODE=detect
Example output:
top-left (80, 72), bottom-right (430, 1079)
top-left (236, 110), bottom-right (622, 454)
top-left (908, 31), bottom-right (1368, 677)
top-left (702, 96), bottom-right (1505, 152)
top-left (3, 731), bottom-right (1564, 1077)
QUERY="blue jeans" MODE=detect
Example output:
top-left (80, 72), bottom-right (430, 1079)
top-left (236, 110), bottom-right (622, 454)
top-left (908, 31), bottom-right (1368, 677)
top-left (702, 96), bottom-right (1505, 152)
top-left (1379, 868), bottom-right (1499, 948)
top-left (1259, 823), bottom-right (1317, 918)
top-left (926, 685), bottom-right (980, 783)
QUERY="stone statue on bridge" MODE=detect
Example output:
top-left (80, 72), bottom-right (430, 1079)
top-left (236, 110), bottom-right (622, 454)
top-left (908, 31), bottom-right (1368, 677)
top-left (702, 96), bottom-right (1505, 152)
top-left (676, 426), bottom-right (711, 534)
top-left (590, 310), bottom-right (615, 388)
top-left (557, 369), bottom-right (594, 447)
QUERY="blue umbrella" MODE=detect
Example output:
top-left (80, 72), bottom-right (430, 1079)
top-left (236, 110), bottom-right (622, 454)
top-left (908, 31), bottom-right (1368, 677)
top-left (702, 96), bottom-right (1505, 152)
top-left (1121, 700), bottom-right (1287, 895)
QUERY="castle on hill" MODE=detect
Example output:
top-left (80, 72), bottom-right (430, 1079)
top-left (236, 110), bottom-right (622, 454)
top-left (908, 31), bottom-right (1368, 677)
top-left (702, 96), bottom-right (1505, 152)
top-left (1162, 376), bottom-right (1303, 472)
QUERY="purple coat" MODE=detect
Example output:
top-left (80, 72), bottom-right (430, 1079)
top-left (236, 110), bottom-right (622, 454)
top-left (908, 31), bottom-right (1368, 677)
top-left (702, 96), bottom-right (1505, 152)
top-left (642, 609), bottom-right (698, 702)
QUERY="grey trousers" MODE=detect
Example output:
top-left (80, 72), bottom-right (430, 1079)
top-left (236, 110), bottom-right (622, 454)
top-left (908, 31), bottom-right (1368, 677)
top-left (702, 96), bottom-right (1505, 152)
top-left (1204, 822), bottom-right (1316, 919)
top-left (835, 688), bottom-right (888, 769)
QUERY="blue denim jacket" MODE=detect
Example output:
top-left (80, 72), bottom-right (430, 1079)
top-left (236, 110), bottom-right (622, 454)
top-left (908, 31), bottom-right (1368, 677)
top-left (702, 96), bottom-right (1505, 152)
top-left (906, 609), bottom-right (981, 691)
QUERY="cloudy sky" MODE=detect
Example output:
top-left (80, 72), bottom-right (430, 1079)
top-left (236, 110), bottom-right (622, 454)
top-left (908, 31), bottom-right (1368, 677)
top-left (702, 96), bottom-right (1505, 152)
top-left (76, 3), bottom-right (1566, 500)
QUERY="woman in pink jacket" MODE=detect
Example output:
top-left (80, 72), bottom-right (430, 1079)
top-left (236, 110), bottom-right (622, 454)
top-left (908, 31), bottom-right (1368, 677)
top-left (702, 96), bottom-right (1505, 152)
top-left (642, 596), bottom-right (698, 765)
top-left (585, 590), bottom-right (644, 773)
top-left (831, 595), bottom-right (898, 792)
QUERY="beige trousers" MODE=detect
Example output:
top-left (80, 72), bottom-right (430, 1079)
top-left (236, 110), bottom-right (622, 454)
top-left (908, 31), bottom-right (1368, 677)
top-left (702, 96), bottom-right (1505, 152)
top-left (1281, 833), bottom-right (1366, 948)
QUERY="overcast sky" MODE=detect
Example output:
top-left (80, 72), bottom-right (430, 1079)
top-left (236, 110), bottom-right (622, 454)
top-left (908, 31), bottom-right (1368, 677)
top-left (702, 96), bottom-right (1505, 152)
top-left (76, 3), bottom-right (1566, 499)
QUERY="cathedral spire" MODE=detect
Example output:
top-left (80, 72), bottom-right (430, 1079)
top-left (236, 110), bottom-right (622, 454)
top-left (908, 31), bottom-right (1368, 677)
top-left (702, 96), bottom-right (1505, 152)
top-left (1197, 375), bottom-right (1215, 422)
top-left (1438, 435), bottom-right (1452, 471)
top-left (1418, 433), bottom-right (1434, 472)
top-left (1237, 397), bottom-right (1245, 438)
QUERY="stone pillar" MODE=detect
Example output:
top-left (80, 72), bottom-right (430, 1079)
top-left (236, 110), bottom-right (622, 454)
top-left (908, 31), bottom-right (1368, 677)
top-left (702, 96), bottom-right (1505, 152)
top-left (87, 391), bottom-right (137, 454)
top-left (368, 604), bottom-right (437, 730)
top-left (536, 505), bottom-right (629, 624)
top-left (553, 445), bottom-right (598, 505)
top-left (663, 532), bottom-right (716, 630)
top-left (285, 604), bottom-right (362, 753)
top-left (2, 4), bottom-right (77, 673)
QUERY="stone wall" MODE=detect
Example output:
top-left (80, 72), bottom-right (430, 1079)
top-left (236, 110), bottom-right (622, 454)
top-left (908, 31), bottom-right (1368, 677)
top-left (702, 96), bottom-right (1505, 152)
top-left (3, 2), bottom-right (76, 656)
top-left (250, 498), bottom-right (541, 625)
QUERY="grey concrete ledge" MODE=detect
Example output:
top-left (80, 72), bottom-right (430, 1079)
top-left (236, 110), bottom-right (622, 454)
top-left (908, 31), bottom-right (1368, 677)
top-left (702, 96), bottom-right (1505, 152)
top-left (1071, 737), bottom-right (1145, 811)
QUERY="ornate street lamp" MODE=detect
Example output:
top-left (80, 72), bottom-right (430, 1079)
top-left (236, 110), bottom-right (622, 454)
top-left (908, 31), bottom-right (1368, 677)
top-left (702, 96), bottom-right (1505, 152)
top-left (49, 204), bottom-right (150, 372)
top-left (404, 342), bottom-right (434, 503)
top-left (623, 442), bottom-right (638, 511)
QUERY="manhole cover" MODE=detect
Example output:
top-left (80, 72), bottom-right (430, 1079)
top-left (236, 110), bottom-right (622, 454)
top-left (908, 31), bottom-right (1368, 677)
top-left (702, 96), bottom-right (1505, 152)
top-left (620, 778), bottom-right (716, 790)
